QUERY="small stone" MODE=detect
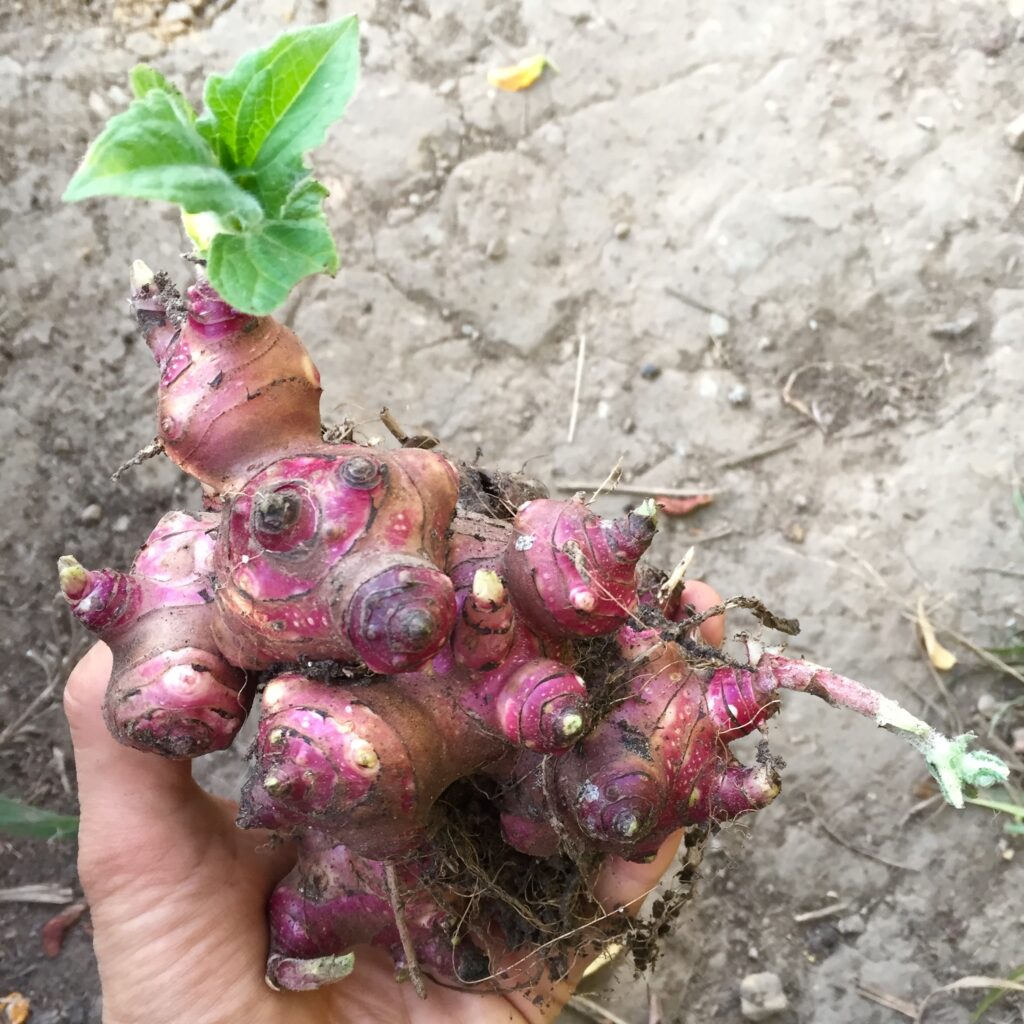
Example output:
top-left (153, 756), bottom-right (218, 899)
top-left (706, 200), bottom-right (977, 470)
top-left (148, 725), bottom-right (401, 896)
top-left (837, 914), bottom-right (866, 936)
top-left (613, 221), bottom-right (631, 239)
top-left (112, 514), bottom-right (131, 535)
top-left (80, 503), bottom-right (104, 527)
top-left (785, 522), bottom-right (805, 544)
top-left (757, 335), bottom-right (774, 351)
top-left (976, 693), bottom-right (997, 715)
top-left (125, 30), bottom-right (162, 58)
top-left (878, 404), bottom-right (900, 425)
top-left (52, 436), bottom-right (72, 455)
top-left (460, 323), bottom-right (480, 340)
top-left (747, 945), bottom-right (759, 960)
top-left (639, 362), bottom-right (662, 381)
top-left (407, 192), bottom-right (422, 207)
top-left (708, 312), bottom-right (730, 338)
top-left (915, 115), bottom-right (936, 131)
top-left (88, 90), bottom-right (111, 119)
top-left (161, 0), bottom-right (193, 23)
top-left (929, 309), bottom-right (978, 340)
top-left (485, 237), bottom-right (507, 260)
top-left (1005, 113), bottom-right (1024, 151)
top-left (728, 383), bottom-right (751, 406)
top-left (740, 971), bottom-right (788, 1021)
top-left (791, 493), bottom-right (810, 512)
top-left (438, 78), bottom-right (457, 96)
top-left (622, 417), bottom-right (636, 434)
top-left (1011, 726), bottom-right (1024, 755)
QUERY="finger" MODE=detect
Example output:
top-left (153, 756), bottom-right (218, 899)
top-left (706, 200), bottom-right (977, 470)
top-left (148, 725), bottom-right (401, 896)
top-left (679, 579), bottom-right (725, 646)
top-left (64, 642), bottom-right (195, 834)
top-left (591, 828), bottom-right (683, 914)
top-left (519, 831), bottom-right (685, 1022)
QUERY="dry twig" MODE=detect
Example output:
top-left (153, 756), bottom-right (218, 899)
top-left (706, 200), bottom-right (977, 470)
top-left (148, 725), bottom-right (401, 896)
top-left (792, 901), bottom-right (849, 923)
top-left (567, 995), bottom-right (633, 1024)
top-left (856, 981), bottom-right (918, 1019)
top-left (567, 333), bottom-right (587, 444)
top-left (714, 427), bottom-right (811, 470)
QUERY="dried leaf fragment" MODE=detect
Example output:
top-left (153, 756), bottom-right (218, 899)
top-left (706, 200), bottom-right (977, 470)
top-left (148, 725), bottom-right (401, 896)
top-left (487, 54), bottom-right (555, 92)
top-left (0, 993), bottom-right (30, 1024)
top-left (580, 941), bottom-right (624, 979)
top-left (655, 493), bottom-right (714, 517)
top-left (42, 899), bottom-right (88, 957)
top-left (916, 598), bottom-right (957, 671)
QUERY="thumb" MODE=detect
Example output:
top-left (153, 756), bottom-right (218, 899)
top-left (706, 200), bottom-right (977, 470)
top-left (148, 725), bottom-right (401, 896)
top-left (64, 642), bottom-right (197, 889)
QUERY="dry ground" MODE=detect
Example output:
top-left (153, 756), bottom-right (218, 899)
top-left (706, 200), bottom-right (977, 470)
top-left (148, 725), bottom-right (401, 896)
top-left (1, 0), bottom-right (1021, 1021)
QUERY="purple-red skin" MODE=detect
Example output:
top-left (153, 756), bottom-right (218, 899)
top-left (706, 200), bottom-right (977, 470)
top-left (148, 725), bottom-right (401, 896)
top-left (493, 658), bottom-right (588, 751)
top-left (131, 274), bottom-right (323, 493)
top-left (53, 268), bottom-right (1008, 998)
top-left (498, 631), bottom-right (781, 861)
top-left (267, 832), bottom-right (493, 990)
top-left (238, 670), bottom-right (508, 859)
top-left (60, 512), bottom-right (249, 758)
top-left (502, 498), bottom-right (656, 638)
top-left (211, 445), bottom-right (459, 672)
top-left (236, 531), bottom-right (590, 859)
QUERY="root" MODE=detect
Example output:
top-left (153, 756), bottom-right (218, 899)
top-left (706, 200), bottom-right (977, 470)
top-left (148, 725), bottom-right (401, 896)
top-left (384, 863), bottom-right (427, 999)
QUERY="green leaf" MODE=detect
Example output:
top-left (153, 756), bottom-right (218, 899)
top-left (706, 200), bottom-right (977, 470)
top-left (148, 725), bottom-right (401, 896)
top-left (64, 18), bottom-right (360, 313)
top-left (988, 644), bottom-right (1024, 664)
top-left (1014, 485), bottom-right (1024, 524)
top-left (130, 63), bottom-right (197, 123)
top-left (207, 214), bottom-right (339, 315)
top-left (280, 177), bottom-right (330, 219)
top-left (63, 88), bottom-right (263, 226)
top-left (0, 796), bottom-right (79, 840)
top-left (200, 17), bottom-right (359, 171)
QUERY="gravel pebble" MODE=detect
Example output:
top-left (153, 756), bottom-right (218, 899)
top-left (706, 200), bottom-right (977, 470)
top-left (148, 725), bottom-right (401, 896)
top-left (728, 383), bottom-right (751, 406)
top-left (708, 312), bottom-right (730, 338)
top-left (640, 362), bottom-right (662, 381)
top-left (80, 503), bottom-right (103, 526)
top-left (740, 972), bottom-right (788, 1021)
top-left (1012, 726), bottom-right (1024, 755)
top-left (161, 1), bottom-right (193, 23)
top-left (1005, 113), bottom-right (1024, 151)
top-left (837, 913), bottom-right (866, 936)
top-left (929, 309), bottom-right (978, 340)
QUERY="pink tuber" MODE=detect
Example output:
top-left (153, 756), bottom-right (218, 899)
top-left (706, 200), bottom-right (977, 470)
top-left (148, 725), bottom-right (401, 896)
top-left (59, 267), bottom-right (1009, 994)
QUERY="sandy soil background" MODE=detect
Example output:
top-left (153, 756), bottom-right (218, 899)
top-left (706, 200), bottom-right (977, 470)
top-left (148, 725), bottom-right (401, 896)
top-left (1, 0), bottom-right (1022, 1021)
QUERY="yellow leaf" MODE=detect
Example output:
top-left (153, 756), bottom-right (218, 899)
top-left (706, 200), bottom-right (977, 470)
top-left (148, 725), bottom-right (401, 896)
top-left (916, 598), bottom-right (957, 671)
top-left (487, 54), bottom-right (555, 92)
top-left (581, 942), bottom-right (624, 979)
top-left (1, 992), bottom-right (31, 1024)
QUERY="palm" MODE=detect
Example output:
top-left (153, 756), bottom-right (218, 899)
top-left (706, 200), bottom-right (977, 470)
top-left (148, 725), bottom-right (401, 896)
top-left (82, 784), bottom-right (544, 1024)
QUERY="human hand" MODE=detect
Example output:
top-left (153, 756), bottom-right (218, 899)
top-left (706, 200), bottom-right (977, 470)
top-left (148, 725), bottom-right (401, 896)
top-left (64, 582), bottom-right (724, 1024)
